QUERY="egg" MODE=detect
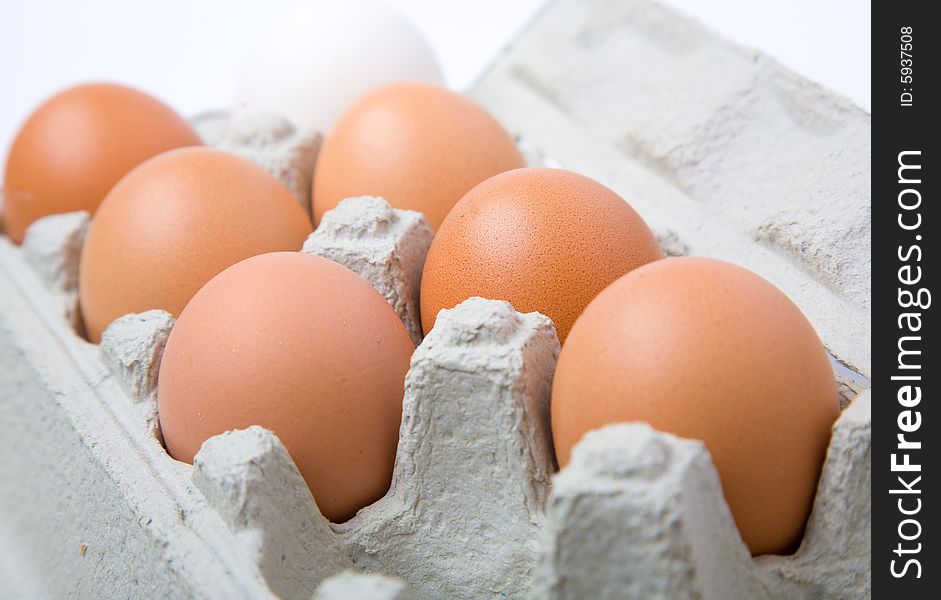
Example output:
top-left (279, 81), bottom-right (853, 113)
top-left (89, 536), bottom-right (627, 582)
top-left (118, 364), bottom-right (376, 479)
top-left (312, 82), bottom-right (525, 229)
top-left (233, 0), bottom-right (442, 134)
top-left (2, 83), bottom-right (200, 244)
top-left (79, 147), bottom-right (312, 342)
top-left (551, 257), bottom-right (840, 556)
top-left (157, 252), bottom-right (413, 522)
top-left (420, 168), bottom-right (663, 342)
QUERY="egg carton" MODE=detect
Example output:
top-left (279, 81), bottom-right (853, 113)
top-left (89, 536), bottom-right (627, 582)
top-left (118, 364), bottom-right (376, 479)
top-left (0, 0), bottom-right (871, 598)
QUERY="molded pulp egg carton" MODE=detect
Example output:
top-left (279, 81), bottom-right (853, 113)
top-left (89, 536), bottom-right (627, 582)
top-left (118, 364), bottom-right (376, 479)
top-left (0, 0), bottom-right (871, 598)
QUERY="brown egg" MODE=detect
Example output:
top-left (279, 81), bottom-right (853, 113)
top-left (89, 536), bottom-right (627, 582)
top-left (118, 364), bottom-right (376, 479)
top-left (2, 83), bottom-right (201, 244)
top-left (79, 147), bottom-right (312, 342)
top-left (420, 168), bottom-right (663, 342)
top-left (551, 257), bottom-right (840, 556)
top-left (312, 82), bottom-right (525, 229)
top-left (158, 252), bottom-right (413, 522)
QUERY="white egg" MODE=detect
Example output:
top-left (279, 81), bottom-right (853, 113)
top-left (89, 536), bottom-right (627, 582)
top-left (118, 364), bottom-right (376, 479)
top-left (233, 0), bottom-right (443, 134)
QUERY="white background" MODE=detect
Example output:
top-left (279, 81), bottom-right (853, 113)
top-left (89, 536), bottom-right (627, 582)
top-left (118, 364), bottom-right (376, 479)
top-left (0, 0), bottom-right (870, 166)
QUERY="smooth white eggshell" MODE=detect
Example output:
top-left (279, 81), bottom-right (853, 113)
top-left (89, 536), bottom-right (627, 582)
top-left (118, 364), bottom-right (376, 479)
top-left (233, 0), bottom-right (443, 134)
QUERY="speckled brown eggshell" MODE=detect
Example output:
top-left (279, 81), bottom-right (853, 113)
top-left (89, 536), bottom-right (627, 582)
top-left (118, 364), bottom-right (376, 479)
top-left (157, 252), bottom-right (414, 523)
top-left (79, 147), bottom-right (312, 342)
top-left (551, 257), bottom-right (841, 556)
top-left (2, 83), bottom-right (201, 244)
top-left (312, 82), bottom-right (525, 230)
top-left (420, 167), bottom-right (663, 343)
